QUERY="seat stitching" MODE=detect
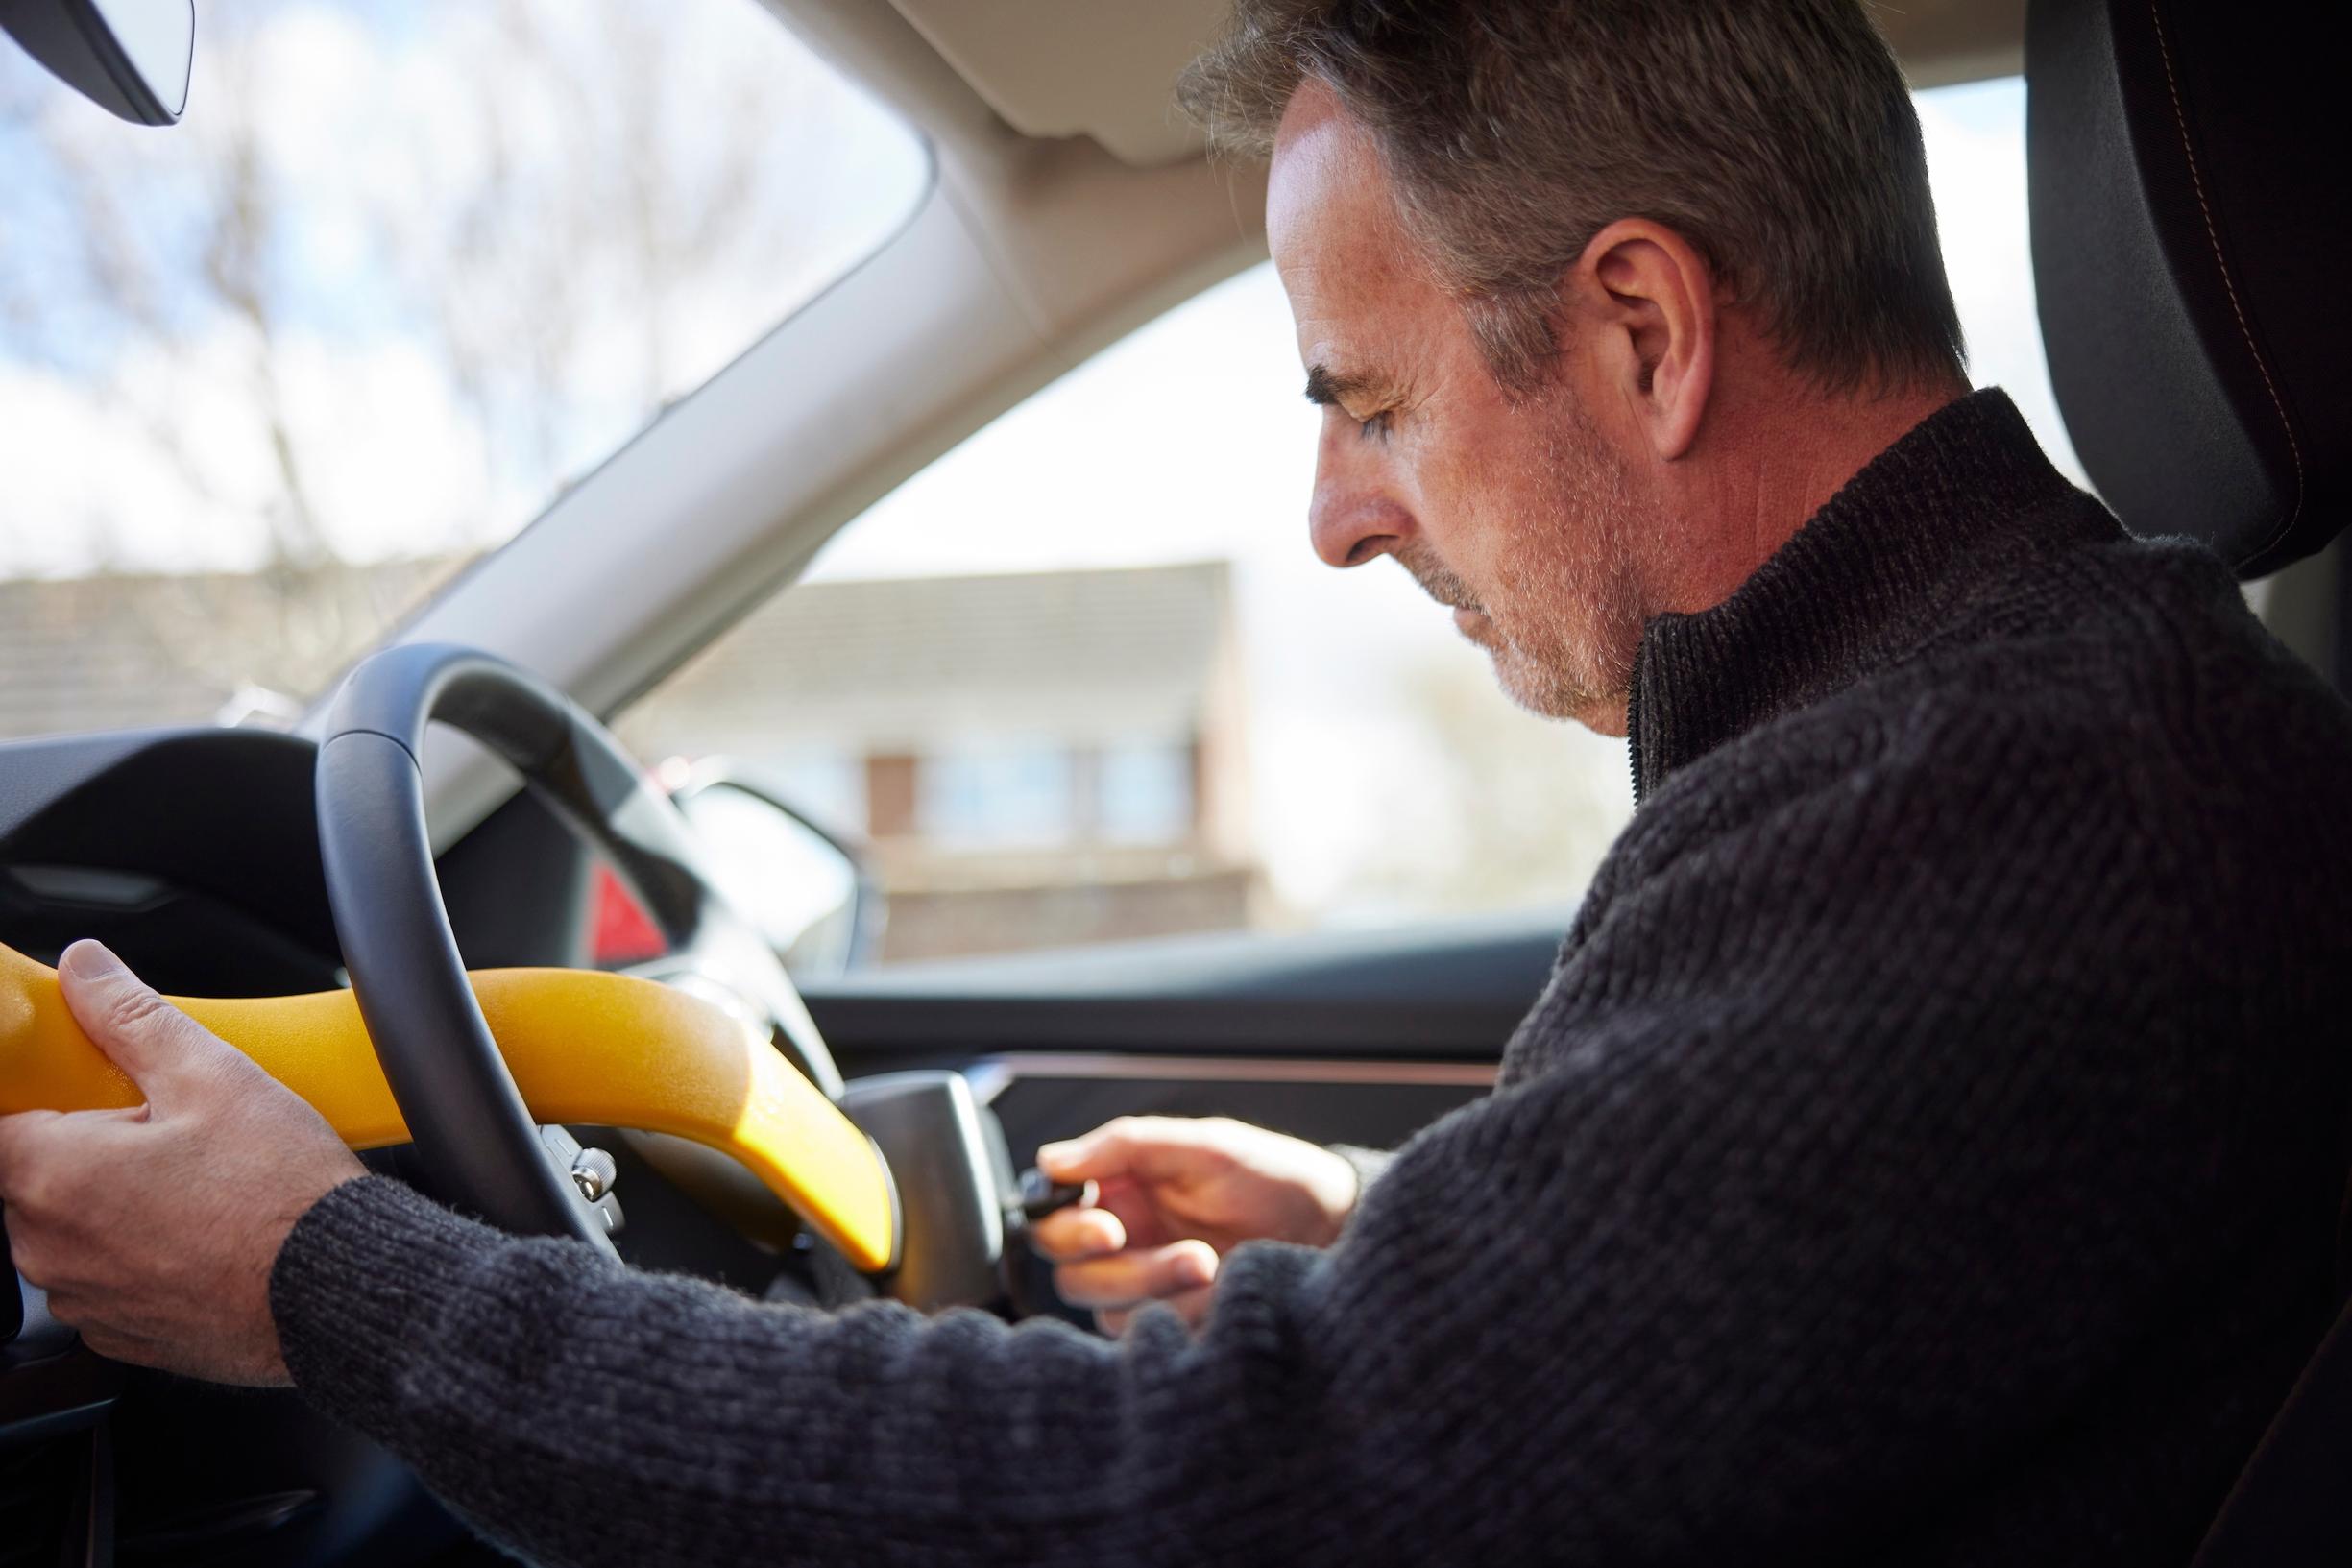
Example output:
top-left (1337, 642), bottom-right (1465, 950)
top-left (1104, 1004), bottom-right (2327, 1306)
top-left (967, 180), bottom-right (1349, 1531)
top-left (2146, 0), bottom-right (2305, 551)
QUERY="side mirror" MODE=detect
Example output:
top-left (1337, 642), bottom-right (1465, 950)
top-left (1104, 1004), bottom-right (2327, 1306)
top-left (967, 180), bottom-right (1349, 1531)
top-left (1, 0), bottom-right (193, 126)
top-left (671, 765), bottom-right (884, 980)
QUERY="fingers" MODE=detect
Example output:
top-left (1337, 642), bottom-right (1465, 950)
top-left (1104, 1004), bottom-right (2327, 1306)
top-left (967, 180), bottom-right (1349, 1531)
top-left (0, 1107), bottom-right (62, 1169)
top-left (1029, 1203), bottom-right (1127, 1263)
top-left (1036, 1117), bottom-right (1169, 1184)
top-left (55, 940), bottom-right (236, 1105)
top-left (36, 1290), bottom-right (172, 1369)
top-left (0, 1108), bottom-right (69, 1204)
top-left (61, 1318), bottom-right (162, 1367)
top-left (1053, 1237), bottom-right (1219, 1312)
top-left (1037, 1116), bottom-right (1229, 1187)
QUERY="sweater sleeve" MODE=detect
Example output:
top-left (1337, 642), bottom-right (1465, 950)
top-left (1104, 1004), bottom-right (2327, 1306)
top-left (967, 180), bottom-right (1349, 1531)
top-left (1327, 1142), bottom-right (1393, 1204)
top-left (269, 712), bottom-right (2264, 1568)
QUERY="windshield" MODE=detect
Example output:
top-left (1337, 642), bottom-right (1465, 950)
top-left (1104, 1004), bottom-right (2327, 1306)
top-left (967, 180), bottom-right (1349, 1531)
top-left (0, 0), bottom-right (925, 738)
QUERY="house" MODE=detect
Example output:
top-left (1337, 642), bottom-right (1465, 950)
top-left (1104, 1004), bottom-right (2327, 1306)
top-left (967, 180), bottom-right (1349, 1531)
top-left (621, 562), bottom-right (1257, 961)
top-left (0, 559), bottom-right (458, 740)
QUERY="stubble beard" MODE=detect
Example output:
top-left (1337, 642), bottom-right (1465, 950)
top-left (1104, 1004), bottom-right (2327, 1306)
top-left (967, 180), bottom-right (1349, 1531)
top-left (1405, 412), bottom-right (1652, 728)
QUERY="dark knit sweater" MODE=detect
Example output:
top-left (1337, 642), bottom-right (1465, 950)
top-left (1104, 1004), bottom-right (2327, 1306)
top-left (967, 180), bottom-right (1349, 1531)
top-left (271, 391), bottom-right (2352, 1566)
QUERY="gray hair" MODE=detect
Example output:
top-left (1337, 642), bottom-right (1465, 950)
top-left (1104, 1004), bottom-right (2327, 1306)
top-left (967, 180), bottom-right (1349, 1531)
top-left (1178, 0), bottom-right (1966, 397)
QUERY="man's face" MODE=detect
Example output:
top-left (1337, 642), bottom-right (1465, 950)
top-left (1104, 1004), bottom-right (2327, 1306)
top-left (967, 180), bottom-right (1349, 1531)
top-left (1267, 83), bottom-right (1653, 735)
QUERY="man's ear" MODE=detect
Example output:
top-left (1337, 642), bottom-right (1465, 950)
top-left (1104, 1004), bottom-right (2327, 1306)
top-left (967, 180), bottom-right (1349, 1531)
top-left (1574, 219), bottom-right (1717, 461)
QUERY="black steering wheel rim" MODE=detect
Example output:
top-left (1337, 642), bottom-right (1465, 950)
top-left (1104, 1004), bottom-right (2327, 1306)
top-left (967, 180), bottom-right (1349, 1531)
top-left (316, 641), bottom-right (843, 1252)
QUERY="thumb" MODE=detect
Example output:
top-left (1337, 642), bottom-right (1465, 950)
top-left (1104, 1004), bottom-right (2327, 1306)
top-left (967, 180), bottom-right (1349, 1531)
top-left (56, 940), bottom-right (225, 1103)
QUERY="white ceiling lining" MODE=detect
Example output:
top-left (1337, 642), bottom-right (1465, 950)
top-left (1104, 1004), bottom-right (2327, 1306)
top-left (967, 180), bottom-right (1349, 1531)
top-left (884, 0), bottom-right (2029, 171)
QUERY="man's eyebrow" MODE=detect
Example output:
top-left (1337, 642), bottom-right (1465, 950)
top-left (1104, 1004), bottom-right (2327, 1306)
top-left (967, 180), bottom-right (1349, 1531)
top-left (1303, 363), bottom-right (1375, 407)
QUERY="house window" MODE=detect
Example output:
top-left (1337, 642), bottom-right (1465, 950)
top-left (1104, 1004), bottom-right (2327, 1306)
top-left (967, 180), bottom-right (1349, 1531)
top-left (1094, 742), bottom-right (1194, 845)
top-left (917, 746), bottom-right (1077, 848)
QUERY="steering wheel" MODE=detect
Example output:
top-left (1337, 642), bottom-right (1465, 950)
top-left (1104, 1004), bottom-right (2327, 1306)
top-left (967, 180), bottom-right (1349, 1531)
top-left (315, 643), bottom-right (845, 1257)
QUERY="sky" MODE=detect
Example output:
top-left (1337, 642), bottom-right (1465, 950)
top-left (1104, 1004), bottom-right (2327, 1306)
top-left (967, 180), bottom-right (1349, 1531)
top-left (0, 11), bottom-right (2083, 924)
top-left (0, 0), bottom-right (929, 578)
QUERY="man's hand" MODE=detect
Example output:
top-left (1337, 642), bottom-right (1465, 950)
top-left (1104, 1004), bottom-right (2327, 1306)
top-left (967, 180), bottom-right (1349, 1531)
top-left (1029, 1115), bottom-right (1360, 1337)
top-left (0, 940), bottom-right (365, 1386)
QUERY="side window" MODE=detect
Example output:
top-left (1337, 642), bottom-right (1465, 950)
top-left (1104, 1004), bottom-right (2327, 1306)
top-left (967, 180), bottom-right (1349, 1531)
top-left (1913, 78), bottom-right (2089, 487)
top-left (620, 75), bottom-right (2073, 967)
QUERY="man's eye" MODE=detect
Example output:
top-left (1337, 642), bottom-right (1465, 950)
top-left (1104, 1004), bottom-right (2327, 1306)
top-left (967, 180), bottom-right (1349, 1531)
top-left (1357, 411), bottom-right (1393, 442)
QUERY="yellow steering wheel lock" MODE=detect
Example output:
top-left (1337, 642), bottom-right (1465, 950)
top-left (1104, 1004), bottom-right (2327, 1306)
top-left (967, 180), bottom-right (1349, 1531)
top-left (0, 942), bottom-right (897, 1273)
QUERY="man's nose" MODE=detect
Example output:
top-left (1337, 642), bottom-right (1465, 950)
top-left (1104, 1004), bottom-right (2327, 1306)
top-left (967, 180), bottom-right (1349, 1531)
top-left (1307, 438), bottom-right (1409, 569)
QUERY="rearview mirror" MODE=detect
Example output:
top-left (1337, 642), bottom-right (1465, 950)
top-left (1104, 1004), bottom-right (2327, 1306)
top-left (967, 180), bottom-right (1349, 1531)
top-left (1, 0), bottom-right (193, 126)
top-left (671, 767), bottom-right (884, 980)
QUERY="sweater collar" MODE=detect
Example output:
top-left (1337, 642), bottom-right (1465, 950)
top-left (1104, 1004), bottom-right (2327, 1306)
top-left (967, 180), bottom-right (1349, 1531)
top-left (1626, 389), bottom-right (2110, 804)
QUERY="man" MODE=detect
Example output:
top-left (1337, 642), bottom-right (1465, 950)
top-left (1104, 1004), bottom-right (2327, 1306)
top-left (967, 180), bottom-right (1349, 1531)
top-left (5, 1), bottom-right (2350, 1563)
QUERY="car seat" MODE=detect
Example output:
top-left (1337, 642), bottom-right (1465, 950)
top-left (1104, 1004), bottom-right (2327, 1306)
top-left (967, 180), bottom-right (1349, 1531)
top-left (2025, 2), bottom-right (2352, 1559)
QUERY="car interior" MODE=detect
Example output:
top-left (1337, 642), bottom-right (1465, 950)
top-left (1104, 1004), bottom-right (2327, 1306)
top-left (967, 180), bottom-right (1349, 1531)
top-left (1, 0), bottom-right (2346, 1563)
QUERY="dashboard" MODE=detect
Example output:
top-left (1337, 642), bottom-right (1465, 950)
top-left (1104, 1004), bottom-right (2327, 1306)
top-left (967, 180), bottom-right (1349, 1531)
top-left (0, 729), bottom-right (341, 996)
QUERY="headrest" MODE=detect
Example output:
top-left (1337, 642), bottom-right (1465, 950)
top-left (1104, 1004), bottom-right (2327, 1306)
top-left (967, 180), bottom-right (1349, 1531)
top-left (2025, 0), bottom-right (2349, 578)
